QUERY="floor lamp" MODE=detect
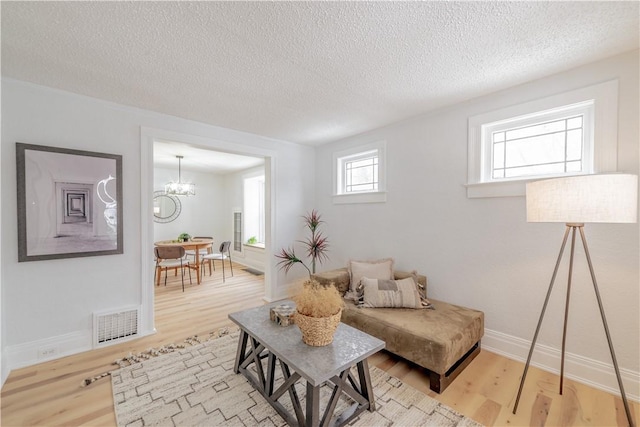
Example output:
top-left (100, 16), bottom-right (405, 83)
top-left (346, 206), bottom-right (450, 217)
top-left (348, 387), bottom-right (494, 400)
top-left (512, 173), bottom-right (638, 427)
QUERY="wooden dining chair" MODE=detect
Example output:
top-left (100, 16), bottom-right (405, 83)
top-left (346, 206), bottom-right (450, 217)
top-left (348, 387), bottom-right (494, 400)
top-left (200, 241), bottom-right (233, 282)
top-left (154, 246), bottom-right (192, 292)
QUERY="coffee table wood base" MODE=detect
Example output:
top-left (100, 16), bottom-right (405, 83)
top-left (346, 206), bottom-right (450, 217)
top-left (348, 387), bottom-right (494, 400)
top-left (234, 329), bottom-right (376, 427)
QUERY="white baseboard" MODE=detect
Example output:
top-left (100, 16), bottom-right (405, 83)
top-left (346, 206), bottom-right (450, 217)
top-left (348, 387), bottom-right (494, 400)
top-left (6, 330), bottom-right (93, 371)
top-left (234, 247), bottom-right (265, 272)
top-left (234, 260), bottom-right (264, 274)
top-left (483, 328), bottom-right (640, 402)
top-left (4, 326), bottom-right (156, 376)
top-left (1, 349), bottom-right (10, 388)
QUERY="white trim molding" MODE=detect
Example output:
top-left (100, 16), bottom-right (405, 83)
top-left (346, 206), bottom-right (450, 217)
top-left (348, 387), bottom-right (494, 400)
top-left (5, 330), bottom-right (92, 371)
top-left (483, 328), bottom-right (640, 402)
top-left (1, 350), bottom-right (8, 387)
top-left (4, 327), bottom-right (156, 373)
top-left (332, 191), bottom-right (387, 205)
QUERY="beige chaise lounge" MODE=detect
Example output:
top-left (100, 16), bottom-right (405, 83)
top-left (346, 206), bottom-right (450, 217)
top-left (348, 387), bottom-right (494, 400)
top-left (311, 268), bottom-right (484, 393)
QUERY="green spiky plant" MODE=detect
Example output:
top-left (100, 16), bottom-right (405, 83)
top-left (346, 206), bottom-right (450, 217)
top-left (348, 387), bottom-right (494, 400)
top-left (276, 209), bottom-right (329, 277)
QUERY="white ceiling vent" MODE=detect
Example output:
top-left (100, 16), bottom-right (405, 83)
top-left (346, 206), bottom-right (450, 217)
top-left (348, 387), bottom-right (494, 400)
top-left (93, 307), bottom-right (140, 347)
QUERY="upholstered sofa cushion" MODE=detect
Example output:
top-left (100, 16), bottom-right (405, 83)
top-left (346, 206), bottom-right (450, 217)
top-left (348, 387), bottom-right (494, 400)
top-left (341, 298), bottom-right (484, 375)
top-left (312, 267), bottom-right (483, 379)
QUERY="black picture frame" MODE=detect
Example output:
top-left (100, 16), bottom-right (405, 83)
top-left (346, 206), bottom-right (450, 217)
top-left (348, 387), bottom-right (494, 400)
top-left (16, 142), bottom-right (123, 262)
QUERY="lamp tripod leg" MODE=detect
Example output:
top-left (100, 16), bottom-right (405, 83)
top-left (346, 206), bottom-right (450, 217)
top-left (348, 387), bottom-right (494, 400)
top-left (560, 226), bottom-right (578, 395)
top-left (579, 228), bottom-right (635, 427)
top-left (513, 226), bottom-right (572, 414)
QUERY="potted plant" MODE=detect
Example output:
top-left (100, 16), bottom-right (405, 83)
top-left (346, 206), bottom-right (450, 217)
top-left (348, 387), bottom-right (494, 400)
top-left (276, 210), bottom-right (343, 346)
top-left (292, 279), bottom-right (343, 346)
top-left (177, 232), bottom-right (191, 242)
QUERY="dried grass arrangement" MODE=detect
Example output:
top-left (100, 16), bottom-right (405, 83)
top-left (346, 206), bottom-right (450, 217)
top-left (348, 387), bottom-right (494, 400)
top-left (294, 280), bottom-right (343, 346)
top-left (294, 279), bottom-right (343, 318)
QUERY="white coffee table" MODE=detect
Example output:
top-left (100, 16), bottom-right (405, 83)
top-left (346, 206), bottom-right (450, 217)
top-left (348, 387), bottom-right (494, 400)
top-left (229, 302), bottom-right (385, 427)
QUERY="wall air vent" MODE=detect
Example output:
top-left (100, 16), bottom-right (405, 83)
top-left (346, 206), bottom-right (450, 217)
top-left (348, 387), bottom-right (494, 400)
top-left (93, 306), bottom-right (140, 347)
top-left (233, 211), bottom-right (243, 253)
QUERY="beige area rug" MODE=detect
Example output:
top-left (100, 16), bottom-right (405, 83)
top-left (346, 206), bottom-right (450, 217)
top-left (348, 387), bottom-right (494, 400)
top-left (112, 331), bottom-right (482, 427)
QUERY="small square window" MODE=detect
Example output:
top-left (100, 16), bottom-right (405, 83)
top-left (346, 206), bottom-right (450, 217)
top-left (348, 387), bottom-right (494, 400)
top-left (333, 141), bottom-right (386, 204)
top-left (344, 154), bottom-right (379, 193)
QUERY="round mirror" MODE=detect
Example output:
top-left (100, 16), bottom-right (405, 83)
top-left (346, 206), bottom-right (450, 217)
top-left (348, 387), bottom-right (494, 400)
top-left (153, 191), bottom-right (182, 223)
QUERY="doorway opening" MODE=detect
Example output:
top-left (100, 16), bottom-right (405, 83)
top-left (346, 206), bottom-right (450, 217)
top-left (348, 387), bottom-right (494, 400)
top-left (141, 130), bottom-right (275, 336)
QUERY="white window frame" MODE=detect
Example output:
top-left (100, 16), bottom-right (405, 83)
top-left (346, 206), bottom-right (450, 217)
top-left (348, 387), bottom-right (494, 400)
top-left (467, 80), bottom-right (618, 198)
top-left (243, 172), bottom-right (265, 245)
top-left (333, 141), bottom-right (386, 204)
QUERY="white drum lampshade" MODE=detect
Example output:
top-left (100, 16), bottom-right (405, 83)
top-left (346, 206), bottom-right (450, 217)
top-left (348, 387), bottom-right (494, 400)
top-left (526, 174), bottom-right (638, 224)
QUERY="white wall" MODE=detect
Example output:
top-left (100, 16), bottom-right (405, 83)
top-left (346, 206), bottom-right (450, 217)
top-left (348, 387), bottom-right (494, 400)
top-left (0, 93), bottom-right (4, 383)
top-left (315, 51), bottom-right (640, 398)
top-left (153, 167), bottom-right (227, 243)
top-left (0, 79), bottom-right (315, 378)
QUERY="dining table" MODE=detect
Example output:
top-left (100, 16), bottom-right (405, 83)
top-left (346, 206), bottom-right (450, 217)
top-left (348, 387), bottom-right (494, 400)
top-left (154, 238), bottom-right (214, 285)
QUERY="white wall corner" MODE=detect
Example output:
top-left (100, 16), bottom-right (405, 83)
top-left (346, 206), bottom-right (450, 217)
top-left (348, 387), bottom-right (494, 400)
top-left (263, 280), bottom-right (303, 303)
top-left (482, 328), bottom-right (640, 402)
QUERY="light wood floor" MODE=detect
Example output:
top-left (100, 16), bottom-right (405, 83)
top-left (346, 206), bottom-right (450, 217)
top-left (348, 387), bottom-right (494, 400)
top-left (2, 264), bottom-right (638, 426)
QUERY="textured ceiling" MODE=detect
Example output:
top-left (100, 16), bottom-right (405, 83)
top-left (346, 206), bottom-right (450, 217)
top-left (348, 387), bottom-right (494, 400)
top-left (2, 1), bottom-right (639, 146)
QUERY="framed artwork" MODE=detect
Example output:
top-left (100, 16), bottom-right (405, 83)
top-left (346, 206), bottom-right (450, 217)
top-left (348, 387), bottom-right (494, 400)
top-left (16, 143), bottom-right (123, 262)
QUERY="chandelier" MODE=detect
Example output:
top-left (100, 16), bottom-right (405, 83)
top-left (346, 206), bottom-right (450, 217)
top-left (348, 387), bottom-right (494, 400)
top-left (165, 155), bottom-right (195, 196)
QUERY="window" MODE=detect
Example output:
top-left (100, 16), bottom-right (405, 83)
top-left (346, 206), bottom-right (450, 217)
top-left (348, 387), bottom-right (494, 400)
top-left (486, 102), bottom-right (593, 181)
top-left (333, 141), bottom-right (386, 204)
top-left (244, 175), bottom-right (265, 245)
top-left (467, 80), bottom-right (618, 198)
top-left (343, 151), bottom-right (379, 193)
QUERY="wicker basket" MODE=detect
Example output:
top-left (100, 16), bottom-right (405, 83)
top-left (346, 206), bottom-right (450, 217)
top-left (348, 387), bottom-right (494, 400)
top-left (294, 309), bottom-right (342, 346)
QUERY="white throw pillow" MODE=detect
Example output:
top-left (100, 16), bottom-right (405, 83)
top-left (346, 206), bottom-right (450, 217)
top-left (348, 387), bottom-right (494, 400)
top-left (348, 258), bottom-right (394, 296)
top-left (360, 277), bottom-right (424, 309)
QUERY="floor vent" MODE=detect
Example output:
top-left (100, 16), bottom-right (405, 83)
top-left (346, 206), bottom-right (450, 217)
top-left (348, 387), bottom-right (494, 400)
top-left (93, 307), bottom-right (140, 347)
